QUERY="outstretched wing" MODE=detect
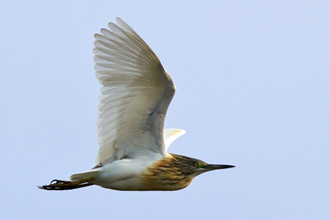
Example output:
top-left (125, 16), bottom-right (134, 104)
top-left (94, 18), bottom-right (175, 165)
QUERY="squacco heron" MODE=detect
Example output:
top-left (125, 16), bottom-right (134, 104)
top-left (39, 18), bottom-right (234, 191)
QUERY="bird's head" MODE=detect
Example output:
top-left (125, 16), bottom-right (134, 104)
top-left (171, 154), bottom-right (235, 178)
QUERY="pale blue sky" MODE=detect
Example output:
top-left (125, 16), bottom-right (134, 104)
top-left (1, 1), bottom-right (330, 219)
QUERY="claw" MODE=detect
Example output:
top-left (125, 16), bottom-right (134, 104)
top-left (50, 179), bottom-right (70, 185)
top-left (50, 179), bottom-right (58, 184)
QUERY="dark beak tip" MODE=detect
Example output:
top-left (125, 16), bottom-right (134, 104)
top-left (223, 165), bottom-right (235, 169)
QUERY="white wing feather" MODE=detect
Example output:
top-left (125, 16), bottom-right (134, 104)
top-left (164, 129), bottom-right (186, 150)
top-left (94, 18), bottom-right (175, 165)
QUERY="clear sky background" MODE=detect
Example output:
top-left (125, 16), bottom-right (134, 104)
top-left (1, 1), bottom-right (329, 219)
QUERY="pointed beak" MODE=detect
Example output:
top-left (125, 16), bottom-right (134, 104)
top-left (204, 164), bottom-right (235, 170)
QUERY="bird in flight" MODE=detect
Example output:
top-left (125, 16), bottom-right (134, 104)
top-left (39, 18), bottom-right (234, 191)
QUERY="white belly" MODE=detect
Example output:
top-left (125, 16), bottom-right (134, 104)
top-left (100, 175), bottom-right (146, 191)
top-left (92, 157), bottom-right (159, 191)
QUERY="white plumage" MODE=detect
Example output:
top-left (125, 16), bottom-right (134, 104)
top-left (70, 18), bottom-right (185, 189)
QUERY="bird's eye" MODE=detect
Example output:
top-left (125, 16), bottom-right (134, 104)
top-left (195, 163), bottom-right (202, 167)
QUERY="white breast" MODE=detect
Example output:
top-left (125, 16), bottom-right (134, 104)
top-left (92, 155), bottom-right (161, 190)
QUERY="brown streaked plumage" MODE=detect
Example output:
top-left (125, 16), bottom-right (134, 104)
top-left (141, 155), bottom-right (194, 190)
top-left (140, 154), bottom-right (233, 191)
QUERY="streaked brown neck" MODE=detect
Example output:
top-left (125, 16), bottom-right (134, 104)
top-left (140, 154), bottom-right (196, 191)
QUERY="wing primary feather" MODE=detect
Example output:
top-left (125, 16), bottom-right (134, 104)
top-left (94, 18), bottom-right (176, 165)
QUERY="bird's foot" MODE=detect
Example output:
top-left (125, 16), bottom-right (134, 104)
top-left (38, 178), bottom-right (93, 190)
top-left (38, 179), bottom-right (74, 190)
top-left (50, 179), bottom-right (72, 185)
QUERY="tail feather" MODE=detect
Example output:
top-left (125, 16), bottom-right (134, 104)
top-left (70, 169), bottom-right (101, 182)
